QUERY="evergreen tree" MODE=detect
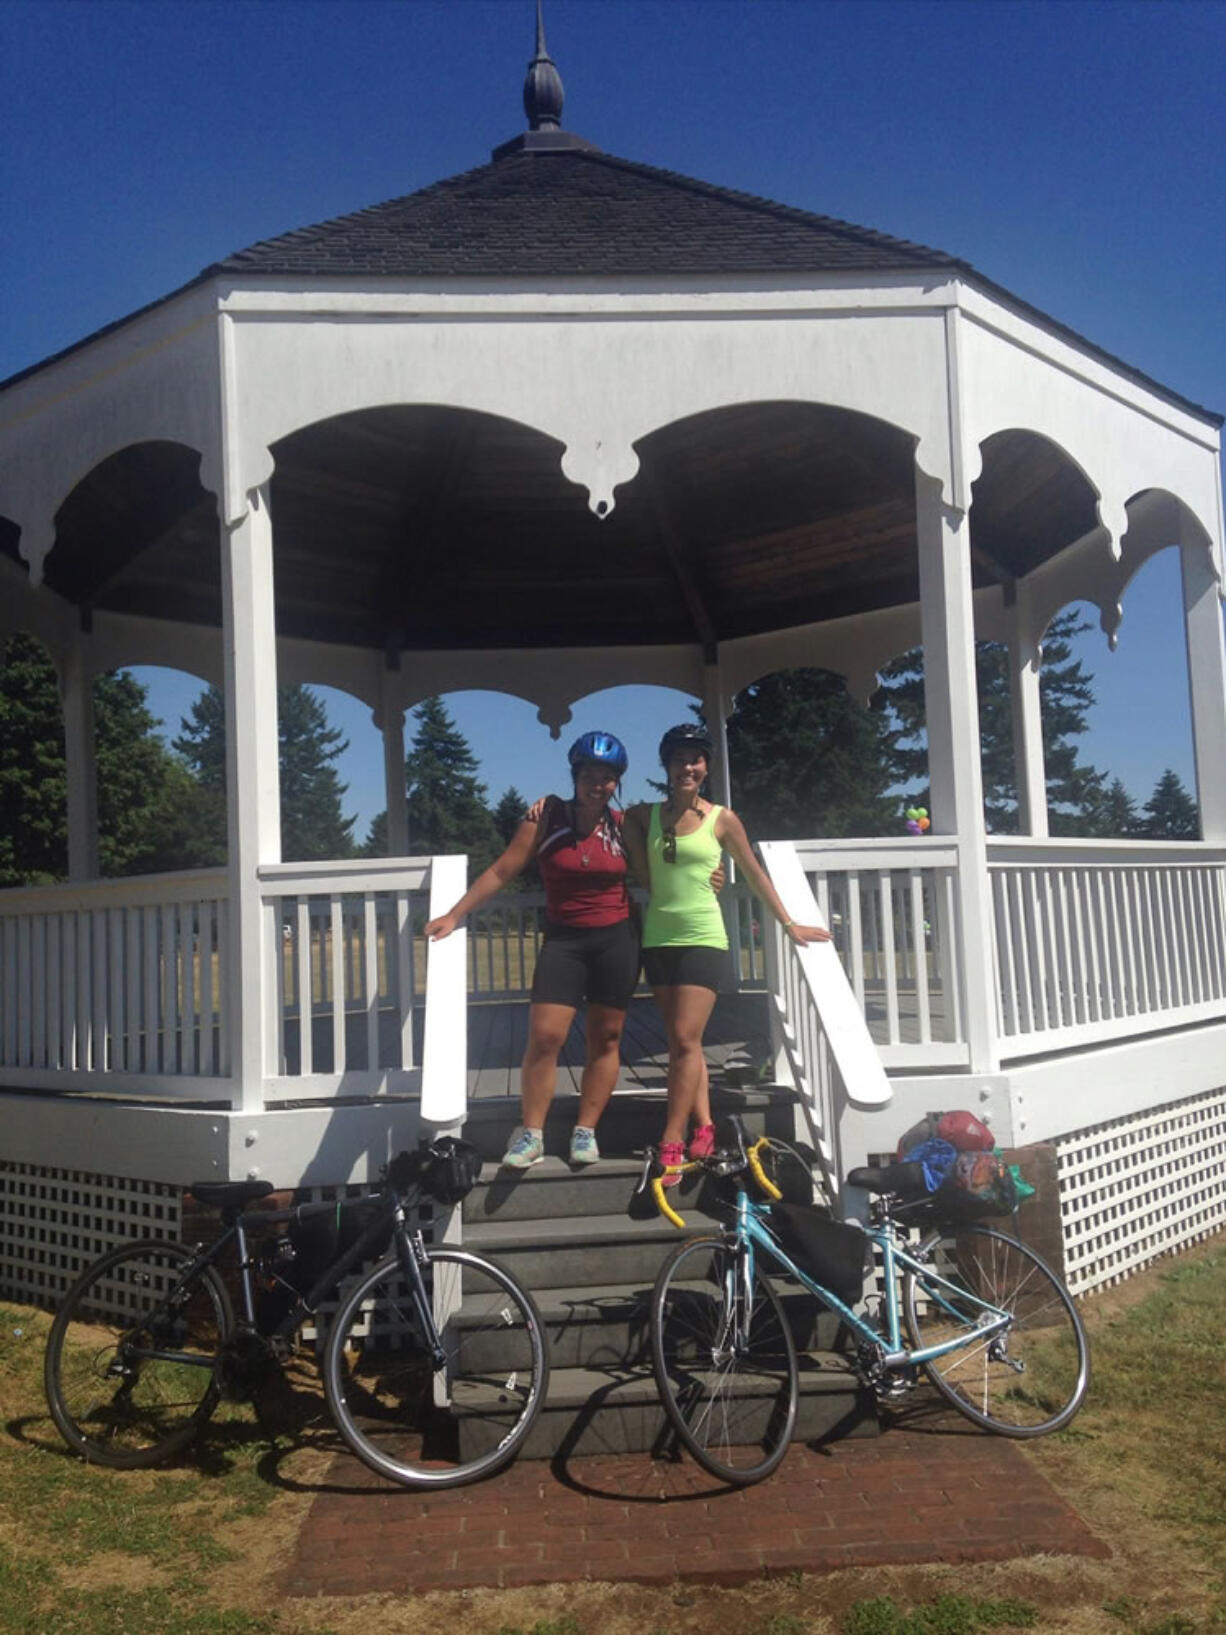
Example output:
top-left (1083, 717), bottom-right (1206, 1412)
top-left (877, 610), bottom-right (1108, 834)
top-left (94, 670), bottom-right (224, 874)
top-left (404, 696), bottom-right (501, 877)
top-left (277, 686), bottom-right (356, 861)
top-left (1076, 776), bottom-right (1141, 840)
top-left (175, 682), bottom-right (357, 862)
top-left (360, 810), bottom-right (388, 858)
top-left (725, 669), bottom-right (899, 838)
top-left (1141, 769), bottom-right (1199, 839)
top-left (0, 633), bottom-right (216, 885)
top-left (492, 786), bottom-right (529, 846)
top-left (0, 633), bottom-right (68, 885)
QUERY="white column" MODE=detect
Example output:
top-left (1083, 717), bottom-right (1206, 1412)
top-left (220, 481), bottom-right (282, 1111)
top-left (1181, 538), bottom-right (1226, 844)
top-left (701, 658), bottom-right (733, 811)
top-left (915, 468), bottom-right (999, 1072)
top-left (1008, 587), bottom-right (1048, 837)
top-left (59, 634), bottom-right (99, 880)
top-left (702, 656), bottom-right (742, 991)
top-left (380, 701), bottom-right (409, 856)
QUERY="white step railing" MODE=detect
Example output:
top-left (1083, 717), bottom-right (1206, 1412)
top-left (758, 841), bottom-right (892, 1207)
top-left (987, 838), bottom-right (1226, 1056)
top-left (0, 869), bottom-right (231, 1098)
top-left (789, 837), bottom-right (968, 1068)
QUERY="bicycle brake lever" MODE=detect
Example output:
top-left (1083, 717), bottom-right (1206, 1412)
top-left (634, 1149), bottom-right (654, 1195)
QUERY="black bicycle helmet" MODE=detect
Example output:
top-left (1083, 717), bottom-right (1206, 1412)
top-left (658, 722), bottom-right (714, 767)
top-left (567, 730), bottom-right (629, 777)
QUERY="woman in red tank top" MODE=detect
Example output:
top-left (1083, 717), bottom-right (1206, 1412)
top-left (425, 732), bottom-right (638, 1168)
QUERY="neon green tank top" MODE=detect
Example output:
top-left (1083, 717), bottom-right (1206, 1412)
top-left (642, 803), bottom-right (729, 950)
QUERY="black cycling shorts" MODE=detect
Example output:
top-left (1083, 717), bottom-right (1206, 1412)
top-left (531, 919), bottom-right (641, 1011)
top-left (642, 944), bottom-right (727, 993)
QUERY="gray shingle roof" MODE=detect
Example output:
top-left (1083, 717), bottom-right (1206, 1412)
top-left (209, 144), bottom-right (967, 279)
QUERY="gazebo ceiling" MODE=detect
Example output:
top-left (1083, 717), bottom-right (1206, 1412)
top-left (39, 404), bottom-right (1102, 652)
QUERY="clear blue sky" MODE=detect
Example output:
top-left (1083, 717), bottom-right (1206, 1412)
top-left (3, 0), bottom-right (1222, 836)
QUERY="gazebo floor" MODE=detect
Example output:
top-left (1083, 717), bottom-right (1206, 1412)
top-left (465, 990), bottom-right (772, 1101)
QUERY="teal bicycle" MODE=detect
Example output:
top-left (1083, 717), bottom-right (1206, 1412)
top-left (646, 1117), bottom-right (1089, 1485)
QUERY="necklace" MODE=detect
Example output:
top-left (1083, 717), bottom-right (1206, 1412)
top-left (571, 804), bottom-right (603, 869)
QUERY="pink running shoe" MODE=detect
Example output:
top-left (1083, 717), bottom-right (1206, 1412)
top-left (688, 1123), bottom-right (717, 1160)
top-left (658, 1140), bottom-right (686, 1189)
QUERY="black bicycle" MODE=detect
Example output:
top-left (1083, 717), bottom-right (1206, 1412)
top-left (43, 1137), bottom-right (549, 1490)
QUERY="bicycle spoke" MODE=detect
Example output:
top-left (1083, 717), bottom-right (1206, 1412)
top-left (904, 1225), bottom-right (1089, 1436)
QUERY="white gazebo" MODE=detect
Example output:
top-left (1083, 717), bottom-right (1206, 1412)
top-left (2, 23), bottom-right (1225, 1301)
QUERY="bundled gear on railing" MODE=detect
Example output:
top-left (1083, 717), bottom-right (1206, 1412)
top-left (893, 1108), bottom-right (1033, 1220)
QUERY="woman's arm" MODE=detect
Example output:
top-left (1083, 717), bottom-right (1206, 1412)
top-left (423, 811), bottom-right (545, 940)
top-left (621, 803), bottom-right (650, 888)
top-left (714, 808), bottom-right (832, 945)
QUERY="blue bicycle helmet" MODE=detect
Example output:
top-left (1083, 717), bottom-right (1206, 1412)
top-left (567, 730), bottom-right (629, 777)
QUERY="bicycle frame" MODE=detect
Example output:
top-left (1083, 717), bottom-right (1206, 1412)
top-left (727, 1189), bottom-right (1011, 1371)
top-left (126, 1188), bottom-right (447, 1374)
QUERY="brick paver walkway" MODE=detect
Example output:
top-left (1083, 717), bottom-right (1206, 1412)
top-left (283, 1423), bottom-right (1108, 1597)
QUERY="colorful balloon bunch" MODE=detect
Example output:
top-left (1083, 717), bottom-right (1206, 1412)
top-left (905, 805), bottom-right (930, 835)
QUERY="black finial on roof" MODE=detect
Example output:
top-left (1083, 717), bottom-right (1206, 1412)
top-left (524, 2), bottom-right (564, 131)
top-left (492, 1), bottom-right (600, 159)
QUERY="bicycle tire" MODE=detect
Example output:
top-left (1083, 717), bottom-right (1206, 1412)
top-left (45, 1237), bottom-right (234, 1468)
top-left (323, 1244), bottom-right (549, 1489)
top-left (903, 1224), bottom-right (1089, 1436)
top-left (650, 1234), bottom-right (798, 1485)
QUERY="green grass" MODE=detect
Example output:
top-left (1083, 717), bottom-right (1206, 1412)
top-left (1072, 1247), bottom-right (1226, 1593)
top-left (0, 1309), bottom-right (289, 1635)
top-left (842, 1596), bottom-right (1036, 1635)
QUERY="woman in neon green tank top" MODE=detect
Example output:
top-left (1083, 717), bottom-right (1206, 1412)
top-left (624, 724), bottom-right (831, 1186)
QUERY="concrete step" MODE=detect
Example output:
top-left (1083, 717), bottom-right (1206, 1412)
top-left (463, 1206), bottom-right (724, 1289)
top-left (462, 1157), bottom-right (652, 1226)
top-left (459, 1085), bottom-right (802, 1165)
top-left (459, 1358), bottom-right (877, 1462)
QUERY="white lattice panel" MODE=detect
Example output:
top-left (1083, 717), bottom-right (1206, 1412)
top-left (0, 1163), bottom-right (181, 1306)
top-left (1056, 1087), bottom-right (1226, 1296)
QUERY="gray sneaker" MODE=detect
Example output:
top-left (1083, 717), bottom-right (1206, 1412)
top-left (502, 1128), bottom-right (544, 1169)
top-left (569, 1125), bottom-right (600, 1166)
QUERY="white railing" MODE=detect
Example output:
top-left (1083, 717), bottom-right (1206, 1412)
top-left (987, 838), bottom-right (1226, 1057)
top-left (258, 855), bottom-right (468, 1119)
top-left (789, 838), bottom-right (968, 1068)
top-left (0, 869), bottom-right (231, 1098)
top-left (464, 884), bottom-right (767, 999)
top-left (0, 856), bottom-right (469, 1118)
top-left (759, 841), bottom-right (892, 1208)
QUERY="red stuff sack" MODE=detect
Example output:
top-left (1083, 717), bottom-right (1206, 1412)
top-left (896, 1109), bottom-right (994, 1158)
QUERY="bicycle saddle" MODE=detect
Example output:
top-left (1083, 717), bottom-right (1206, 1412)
top-left (844, 1161), bottom-right (927, 1196)
top-left (188, 1179), bottom-right (276, 1209)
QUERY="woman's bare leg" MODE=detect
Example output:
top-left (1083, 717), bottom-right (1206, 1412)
top-left (655, 984), bottom-right (718, 1144)
top-left (576, 1003), bottom-right (626, 1129)
top-left (519, 1002), bottom-right (575, 1129)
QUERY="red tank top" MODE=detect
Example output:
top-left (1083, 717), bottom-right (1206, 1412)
top-left (535, 799), bottom-right (629, 928)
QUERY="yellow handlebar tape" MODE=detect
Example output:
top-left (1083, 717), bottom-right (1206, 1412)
top-left (651, 1137), bottom-right (782, 1228)
top-left (747, 1139), bottom-right (783, 1201)
top-left (651, 1175), bottom-right (687, 1228)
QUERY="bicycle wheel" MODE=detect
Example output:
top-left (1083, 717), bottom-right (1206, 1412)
top-left (651, 1235), bottom-right (798, 1485)
top-left (323, 1245), bottom-right (549, 1489)
top-left (903, 1225), bottom-right (1089, 1436)
top-left (45, 1238), bottom-right (233, 1468)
